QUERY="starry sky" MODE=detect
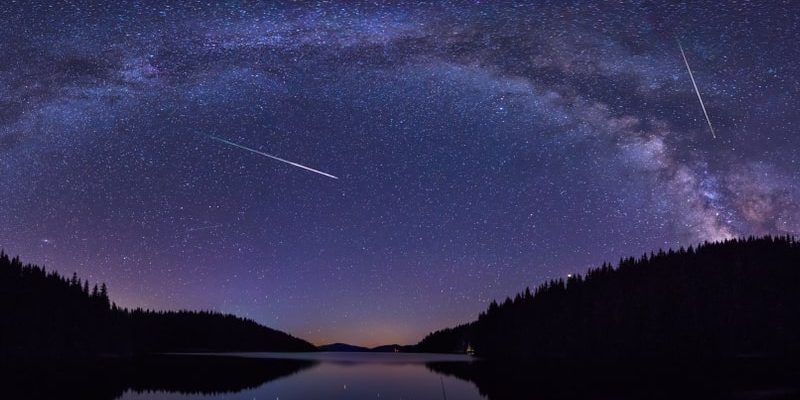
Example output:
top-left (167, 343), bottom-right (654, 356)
top-left (1, 1), bottom-right (798, 347)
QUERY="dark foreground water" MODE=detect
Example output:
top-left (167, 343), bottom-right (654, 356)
top-left (121, 352), bottom-right (480, 400)
top-left (7, 352), bottom-right (800, 399)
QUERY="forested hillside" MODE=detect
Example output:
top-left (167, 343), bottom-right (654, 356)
top-left (419, 236), bottom-right (800, 362)
top-left (0, 251), bottom-right (315, 362)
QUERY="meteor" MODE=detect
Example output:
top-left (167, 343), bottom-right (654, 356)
top-left (209, 136), bottom-right (339, 180)
top-left (186, 224), bottom-right (224, 233)
top-left (678, 41), bottom-right (716, 139)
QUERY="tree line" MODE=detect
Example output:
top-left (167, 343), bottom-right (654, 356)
top-left (0, 251), bottom-right (315, 363)
top-left (418, 235), bottom-right (800, 362)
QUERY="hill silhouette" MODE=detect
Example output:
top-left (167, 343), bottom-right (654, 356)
top-left (0, 251), bottom-right (316, 363)
top-left (418, 235), bottom-right (800, 363)
top-left (318, 343), bottom-right (371, 352)
top-left (318, 342), bottom-right (415, 352)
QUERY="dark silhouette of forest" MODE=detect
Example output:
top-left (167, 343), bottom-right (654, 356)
top-left (418, 235), bottom-right (800, 363)
top-left (0, 251), bottom-right (316, 363)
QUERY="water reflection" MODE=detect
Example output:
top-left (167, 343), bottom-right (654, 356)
top-left (116, 353), bottom-right (480, 400)
top-left (427, 359), bottom-right (800, 400)
top-left (7, 353), bottom-right (798, 399)
top-left (7, 354), bottom-right (316, 400)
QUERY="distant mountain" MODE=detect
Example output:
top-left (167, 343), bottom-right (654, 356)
top-left (0, 251), bottom-right (316, 363)
top-left (418, 235), bottom-right (800, 362)
top-left (370, 344), bottom-right (416, 353)
top-left (318, 343), bottom-right (371, 352)
top-left (318, 343), bottom-right (417, 353)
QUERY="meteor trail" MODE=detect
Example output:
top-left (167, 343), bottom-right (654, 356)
top-left (209, 136), bottom-right (339, 180)
top-left (186, 224), bottom-right (224, 233)
top-left (679, 41), bottom-right (716, 139)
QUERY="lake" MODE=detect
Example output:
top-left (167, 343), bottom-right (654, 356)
top-left (10, 352), bottom-right (798, 399)
top-left (118, 352), bottom-right (481, 400)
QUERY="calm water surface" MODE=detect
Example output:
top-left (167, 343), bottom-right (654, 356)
top-left (14, 352), bottom-right (797, 399)
top-left (118, 352), bottom-right (482, 400)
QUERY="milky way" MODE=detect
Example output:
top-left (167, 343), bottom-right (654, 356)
top-left (1, 1), bottom-right (798, 346)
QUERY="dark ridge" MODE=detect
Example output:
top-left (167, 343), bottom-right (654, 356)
top-left (318, 343), bottom-right (371, 352)
top-left (370, 344), bottom-right (416, 353)
top-left (0, 251), bottom-right (316, 363)
top-left (418, 235), bottom-right (800, 362)
top-left (318, 343), bottom-right (417, 352)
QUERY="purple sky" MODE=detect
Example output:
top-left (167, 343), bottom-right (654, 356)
top-left (1, 1), bottom-right (798, 347)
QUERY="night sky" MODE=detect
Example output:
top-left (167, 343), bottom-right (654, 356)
top-left (1, 1), bottom-right (798, 347)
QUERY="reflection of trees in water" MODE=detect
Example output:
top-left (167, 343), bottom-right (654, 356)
top-left (7, 355), bottom-right (317, 400)
top-left (427, 360), bottom-right (800, 400)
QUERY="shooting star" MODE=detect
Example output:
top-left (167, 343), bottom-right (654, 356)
top-left (186, 224), bottom-right (224, 233)
top-left (209, 136), bottom-right (339, 180)
top-left (678, 41), bottom-right (716, 139)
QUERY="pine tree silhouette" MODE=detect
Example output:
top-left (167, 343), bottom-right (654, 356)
top-left (0, 253), bottom-right (316, 362)
top-left (419, 236), bottom-right (800, 362)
